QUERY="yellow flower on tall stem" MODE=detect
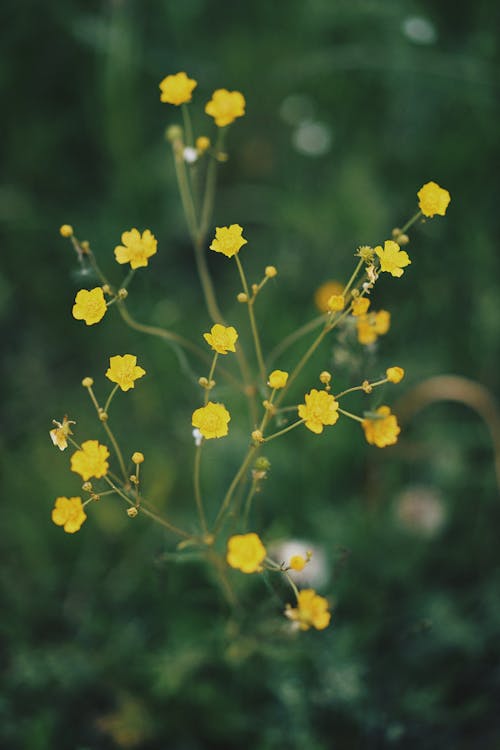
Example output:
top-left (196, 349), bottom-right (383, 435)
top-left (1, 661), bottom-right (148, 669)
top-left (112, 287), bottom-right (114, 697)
top-left (209, 224), bottom-right (247, 258)
top-left (51, 496), bottom-right (87, 533)
top-left (192, 402), bottom-right (231, 439)
top-left (298, 389), bottom-right (339, 434)
top-left (71, 440), bottom-right (110, 480)
top-left (159, 72), bottom-right (197, 105)
top-left (72, 287), bottom-right (107, 325)
top-left (203, 324), bottom-right (238, 354)
top-left (226, 533), bottom-right (266, 573)
top-left (205, 89), bottom-right (245, 127)
top-left (362, 406), bottom-right (400, 447)
top-left (375, 240), bottom-right (411, 278)
top-left (106, 354), bottom-right (146, 391)
top-left (268, 370), bottom-right (288, 389)
top-left (417, 181), bottom-right (451, 217)
top-left (114, 229), bottom-right (157, 269)
top-left (285, 589), bottom-right (331, 631)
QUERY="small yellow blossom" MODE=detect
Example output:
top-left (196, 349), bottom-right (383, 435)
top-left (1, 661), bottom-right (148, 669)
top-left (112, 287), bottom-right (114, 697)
top-left (203, 324), bottom-right (239, 354)
top-left (132, 452), bottom-right (144, 464)
top-left (209, 224), bottom-right (247, 258)
top-left (205, 89), bottom-right (246, 127)
top-left (351, 297), bottom-right (370, 316)
top-left (327, 294), bottom-right (345, 313)
top-left (159, 72), bottom-right (197, 105)
top-left (226, 533), bottom-right (266, 573)
top-left (386, 366), bottom-right (405, 384)
top-left (192, 402), bottom-right (231, 439)
top-left (72, 287), bottom-right (107, 325)
top-left (362, 406), bottom-right (400, 448)
top-left (114, 228), bottom-right (157, 270)
top-left (314, 280), bottom-right (343, 312)
top-left (298, 389), bottom-right (339, 434)
top-left (289, 555), bottom-right (306, 572)
top-left (375, 240), bottom-right (411, 278)
top-left (356, 245), bottom-right (375, 262)
top-left (417, 181), bottom-right (451, 217)
top-left (265, 265), bottom-right (277, 278)
top-left (268, 370), bottom-right (289, 389)
top-left (105, 354), bottom-right (146, 391)
top-left (196, 136), bottom-right (210, 152)
top-left (285, 589), bottom-right (331, 631)
top-left (319, 371), bottom-right (332, 386)
top-left (49, 416), bottom-right (75, 451)
top-left (81, 377), bottom-right (94, 388)
top-left (51, 496), bottom-right (87, 534)
top-left (71, 440), bottom-right (110, 481)
top-left (59, 224), bottom-right (73, 238)
top-left (356, 310), bottom-right (391, 345)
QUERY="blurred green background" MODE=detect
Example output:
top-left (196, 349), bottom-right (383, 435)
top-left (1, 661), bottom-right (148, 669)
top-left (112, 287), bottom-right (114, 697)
top-left (2, 0), bottom-right (500, 747)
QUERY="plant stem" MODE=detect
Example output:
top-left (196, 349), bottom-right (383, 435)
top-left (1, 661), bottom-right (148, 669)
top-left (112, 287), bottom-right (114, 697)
top-left (235, 254), bottom-right (266, 384)
top-left (193, 444), bottom-right (208, 536)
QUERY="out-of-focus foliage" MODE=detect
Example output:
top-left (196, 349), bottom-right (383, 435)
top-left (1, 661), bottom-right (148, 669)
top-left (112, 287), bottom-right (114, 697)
top-left (1, 0), bottom-right (499, 747)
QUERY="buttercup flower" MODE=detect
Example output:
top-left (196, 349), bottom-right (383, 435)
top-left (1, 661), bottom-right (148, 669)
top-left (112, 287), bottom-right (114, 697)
top-left (106, 354), bottom-right (146, 391)
top-left (71, 440), bottom-right (110, 480)
top-left (375, 240), bottom-right (411, 278)
top-left (362, 405), bottom-right (400, 448)
top-left (226, 533), bottom-right (266, 573)
top-left (205, 89), bottom-right (246, 127)
top-left (192, 402), bottom-right (231, 439)
top-left (203, 324), bottom-right (238, 354)
top-left (289, 555), bottom-right (306, 572)
top-left (196, 135), bottom-right (211, 153)
top-left (327, 294), bottom-right (345, 313)
top-left (285, 589), bottom-right (331, 631)
top-left (209, 224), bottom-right (247, 258)
top-left (268, 370), bottom-right (288, 389)
top-left (314, 280), bottom-right (343, 312)
top-left (72, 287), bottom-right (107, 325)
top-left (50, 416), bottom-right (75, 451)
top-left (356, 310), bottom-right (391, 345)
top-left (114, 228), bottom-right (157, 269)
top-left (351, 297), bottom-right (370, 316)
top-left (386, 366), bottom-right (405, 384)
top-left (159, 72), bottom-right (197, 105)
top-left (51, 496), bottom-right (87, 533)
top-left (59, 224), bottom-right (73, 238)
top-left (298, 389), bottom-right (339, 434)
top-left (417, 181), bottom-right (451, 217)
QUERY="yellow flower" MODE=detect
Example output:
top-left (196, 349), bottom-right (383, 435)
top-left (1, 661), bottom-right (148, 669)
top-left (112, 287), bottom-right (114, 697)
top-left (327, 294), bottom-right (345, 313)
top-left (298, 389), bottom-right (339, 434)
top-left (268, 370), bottom-right (288, 389)
top-left (209, 224), bottom-right (247, 258)
top-left (289, 555), bottom-right (306, 572)
top-left (196, 136), bottom-right (210, 153)
top-left (49, 416), bottom-right (75, 451)
top-left (417, 181), bottom-right (451, 217)
top-left (105, 354), bottom-right (146, 391)
top-left (132, 452), bottom-right (144, 464)
top-left (205, 89), bottom-right (246, 127)
top-left (192, 401), bottom-right (231, 439)
top-left (203, 324), bottom-right (238, 354)
top-left (285, 589), bottom-right (331, 631)
top-left (51, 496), bottom-right (87, 534)
top-left (114, 228), bottom-right (157, 269)
top-left (386, 366), bottom-right (405, 384)
top-left (314, 280), bottom-right (343, 312)
top-left (356, 310), bottom-right (391, 345)
top-left (72, 287), bottom-right (107, 325)
top-left (71, 440), bottom-right (110, 480)
top-left (226, 533), bottom-right (266, 573)
top-left (351, 297), bottom-right (370, 316)
top-left (59, 224), bottom-right (73, 237)
top-left (265, 265), bottom-right (277, 278)
top-left (375, 240), bottom-right (411, 278)
top-left (159, 72), bottom-right (197, 105)
top-left (362, 406), bottom-right (400, 448)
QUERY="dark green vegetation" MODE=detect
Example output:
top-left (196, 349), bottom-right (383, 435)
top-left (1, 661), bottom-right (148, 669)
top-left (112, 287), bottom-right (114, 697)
top-left (2, 0), bottom-right (499, 747)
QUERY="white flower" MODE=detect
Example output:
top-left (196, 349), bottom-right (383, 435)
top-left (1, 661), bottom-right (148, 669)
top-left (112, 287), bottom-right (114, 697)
top-left (183, 147), bottom-right (198, 164)
top-left (192, 428), bottom-right (203, 447)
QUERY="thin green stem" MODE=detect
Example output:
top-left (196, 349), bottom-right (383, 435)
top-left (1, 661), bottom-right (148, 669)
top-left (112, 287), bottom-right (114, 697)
top-left (213, 445), bottom-right (259, 536)
top-left (283, 571), bottom-right (300, 600)
top-left (193, 235), bottom-right (225, 323)
top-left (199, 129), bottom-right (224, 238)
top-left (400, 210), bottom-right (422, 234)
top-left (181, 103), bottom-right (194, 147)
top-left (85, 384), bottom-right (101, 414)
top-left (242, 477), bottom-right (259, 529)
top-left (101, 421), bottom-right (128, 484)
top-left (193, 444), bottom-right (208, 536)
top-left (171, 139), bottom-right (198, 239)
top-left (235, 254), bottom-right (266, 384)
top-left (264, 418), bottom-right (304, 443)
top-left (335, 378), bottom-right (388, 399)
top-left (338, 407), bottom-right (364, 423)
top-left (343, 258), bottom-right (364, 297)
top-left (204, 352), bottom-right (218, 406)
top-left (104, 384), bottom-right (119, 414)
top-left (120, 268), bottom-right (136, 291)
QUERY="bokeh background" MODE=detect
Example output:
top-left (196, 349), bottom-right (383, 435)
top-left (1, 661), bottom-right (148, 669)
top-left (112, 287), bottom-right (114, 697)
top-left (2, 0), bottom-right (500, 747)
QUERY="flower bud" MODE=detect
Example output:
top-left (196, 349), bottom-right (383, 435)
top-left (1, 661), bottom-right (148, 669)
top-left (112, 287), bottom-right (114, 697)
top-left (265, 265), bottom-right (277, 278)
top-left (132, 451), bottom-right (144, 464)
top-left (59, 224), bottom-right (73, 238)
top-left (81, 377), bottom-right (94, 388)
